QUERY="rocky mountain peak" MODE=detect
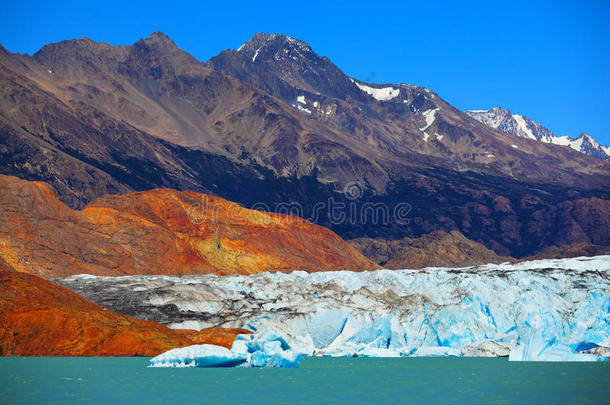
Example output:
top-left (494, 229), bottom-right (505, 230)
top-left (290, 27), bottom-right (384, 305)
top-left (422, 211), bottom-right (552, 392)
top-left (134, 31), bottom-right (179, 52)
top-left (119, 32), bottom-right (200, 80)
top-left (234, 32), bottom-right (321, 75)
top-left (129, 31), bottom-right (186, 59)
top-left (237, 32), bottom-right (312, 56)
top-left (466, 108), bottom-right (609, 160)
top-left (208, 33), bottom-right (365, 102)
top-left (148, 31), bottom-right (173, 41)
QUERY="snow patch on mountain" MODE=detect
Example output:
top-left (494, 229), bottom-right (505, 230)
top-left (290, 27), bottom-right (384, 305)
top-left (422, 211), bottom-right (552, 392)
top-left (252, 46), bottom-right (262, 62)
top-left (351, 79), bottom-right (400, 101)
top-left (420, 108), bottom-right (439, 132)
top-left (293, 103), bottom-right (311, 114)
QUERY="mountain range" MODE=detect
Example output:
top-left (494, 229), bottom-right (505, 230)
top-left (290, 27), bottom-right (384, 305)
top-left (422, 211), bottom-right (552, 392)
top-left (466, 107), bottom-right (609, 160)
top-left (1, 32), bottom-right (609, 258)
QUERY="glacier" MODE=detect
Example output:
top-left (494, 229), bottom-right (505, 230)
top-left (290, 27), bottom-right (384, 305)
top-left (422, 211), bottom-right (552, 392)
top-left (57, 257), bottom-right (610, 366)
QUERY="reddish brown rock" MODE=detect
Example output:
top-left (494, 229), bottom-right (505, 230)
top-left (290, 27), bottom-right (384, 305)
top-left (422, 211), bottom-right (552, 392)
top-left (0, 174), bottom-right (377, 277)
top-left (349, 230), bottom-right (513, 269)
top-left (0, 269), bottom-right (249, 356)
top-left (525, 243), bottom-right (610, 261)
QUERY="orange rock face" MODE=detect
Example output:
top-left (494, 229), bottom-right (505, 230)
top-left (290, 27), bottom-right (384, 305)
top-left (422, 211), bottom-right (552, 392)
top-left (0, 269), bottom-right (249, 356)
top-left (0, 174), bottom-right (377, 277)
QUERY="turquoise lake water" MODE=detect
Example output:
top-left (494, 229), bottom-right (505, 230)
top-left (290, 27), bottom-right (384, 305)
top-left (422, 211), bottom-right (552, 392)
top-left (1, 357), bottom-right (609, 404)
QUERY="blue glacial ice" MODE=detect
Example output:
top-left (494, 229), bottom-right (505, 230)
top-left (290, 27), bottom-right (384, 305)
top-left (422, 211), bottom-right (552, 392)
top-left (150, 335), bottom-right (303, 368)
top-left (64, 256), bottom-right (610, 365)
top-left (150, 344), bottom-right (248, 367)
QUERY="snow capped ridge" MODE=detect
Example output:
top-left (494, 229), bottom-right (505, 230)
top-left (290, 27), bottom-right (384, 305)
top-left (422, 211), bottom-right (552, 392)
top-left (234, 33), bottom-right (314, 66)
top-left (466, 107), bottom-right (609, 160)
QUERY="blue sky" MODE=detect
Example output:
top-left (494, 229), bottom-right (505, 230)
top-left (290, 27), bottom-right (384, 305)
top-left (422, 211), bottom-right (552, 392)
top-left (2, 0), bottom-right (609, 144)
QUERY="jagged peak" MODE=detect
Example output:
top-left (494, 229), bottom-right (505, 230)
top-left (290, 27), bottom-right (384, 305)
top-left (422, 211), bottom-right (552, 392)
top-left (125, 31), bottom-right (199, 68)
top-left (466, 108), bottom-right (609, 159)
top-left (139, 31), bottom-right (176, 46)
top-left (236, 32), bottom-right (312, 57)
top-left (148, 31), bottom-right (171, 40)
top-left (577, 133), bottom-right (606, 148)
top-left (133, 31), bottom-right (180, 51)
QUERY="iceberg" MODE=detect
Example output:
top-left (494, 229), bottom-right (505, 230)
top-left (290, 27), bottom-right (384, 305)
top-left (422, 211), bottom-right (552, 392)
top-left (59, 256), bottom-right (610, 363)
top-left (150, 344), bottom-right (248, 368)
top-left (150, 335), bottom-right (303, 368)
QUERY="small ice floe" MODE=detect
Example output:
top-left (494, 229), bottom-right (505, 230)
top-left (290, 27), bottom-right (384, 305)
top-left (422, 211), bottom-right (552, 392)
top-left (150, 333), bottom-right (303, 368)
top-left (149, 344), bottom-right (248, 368)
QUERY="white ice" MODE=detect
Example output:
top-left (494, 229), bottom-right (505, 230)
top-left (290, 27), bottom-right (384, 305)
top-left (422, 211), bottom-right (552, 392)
top-left (149, 344), bottom-right (248, 368)
top-left (150, 337), bottom-right (303, 368)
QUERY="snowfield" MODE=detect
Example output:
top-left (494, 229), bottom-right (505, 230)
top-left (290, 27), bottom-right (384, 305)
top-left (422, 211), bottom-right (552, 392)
top-left (351, 79), bottom-right (400, 101)
top-left (59, 257), bottom-right (610, 367)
